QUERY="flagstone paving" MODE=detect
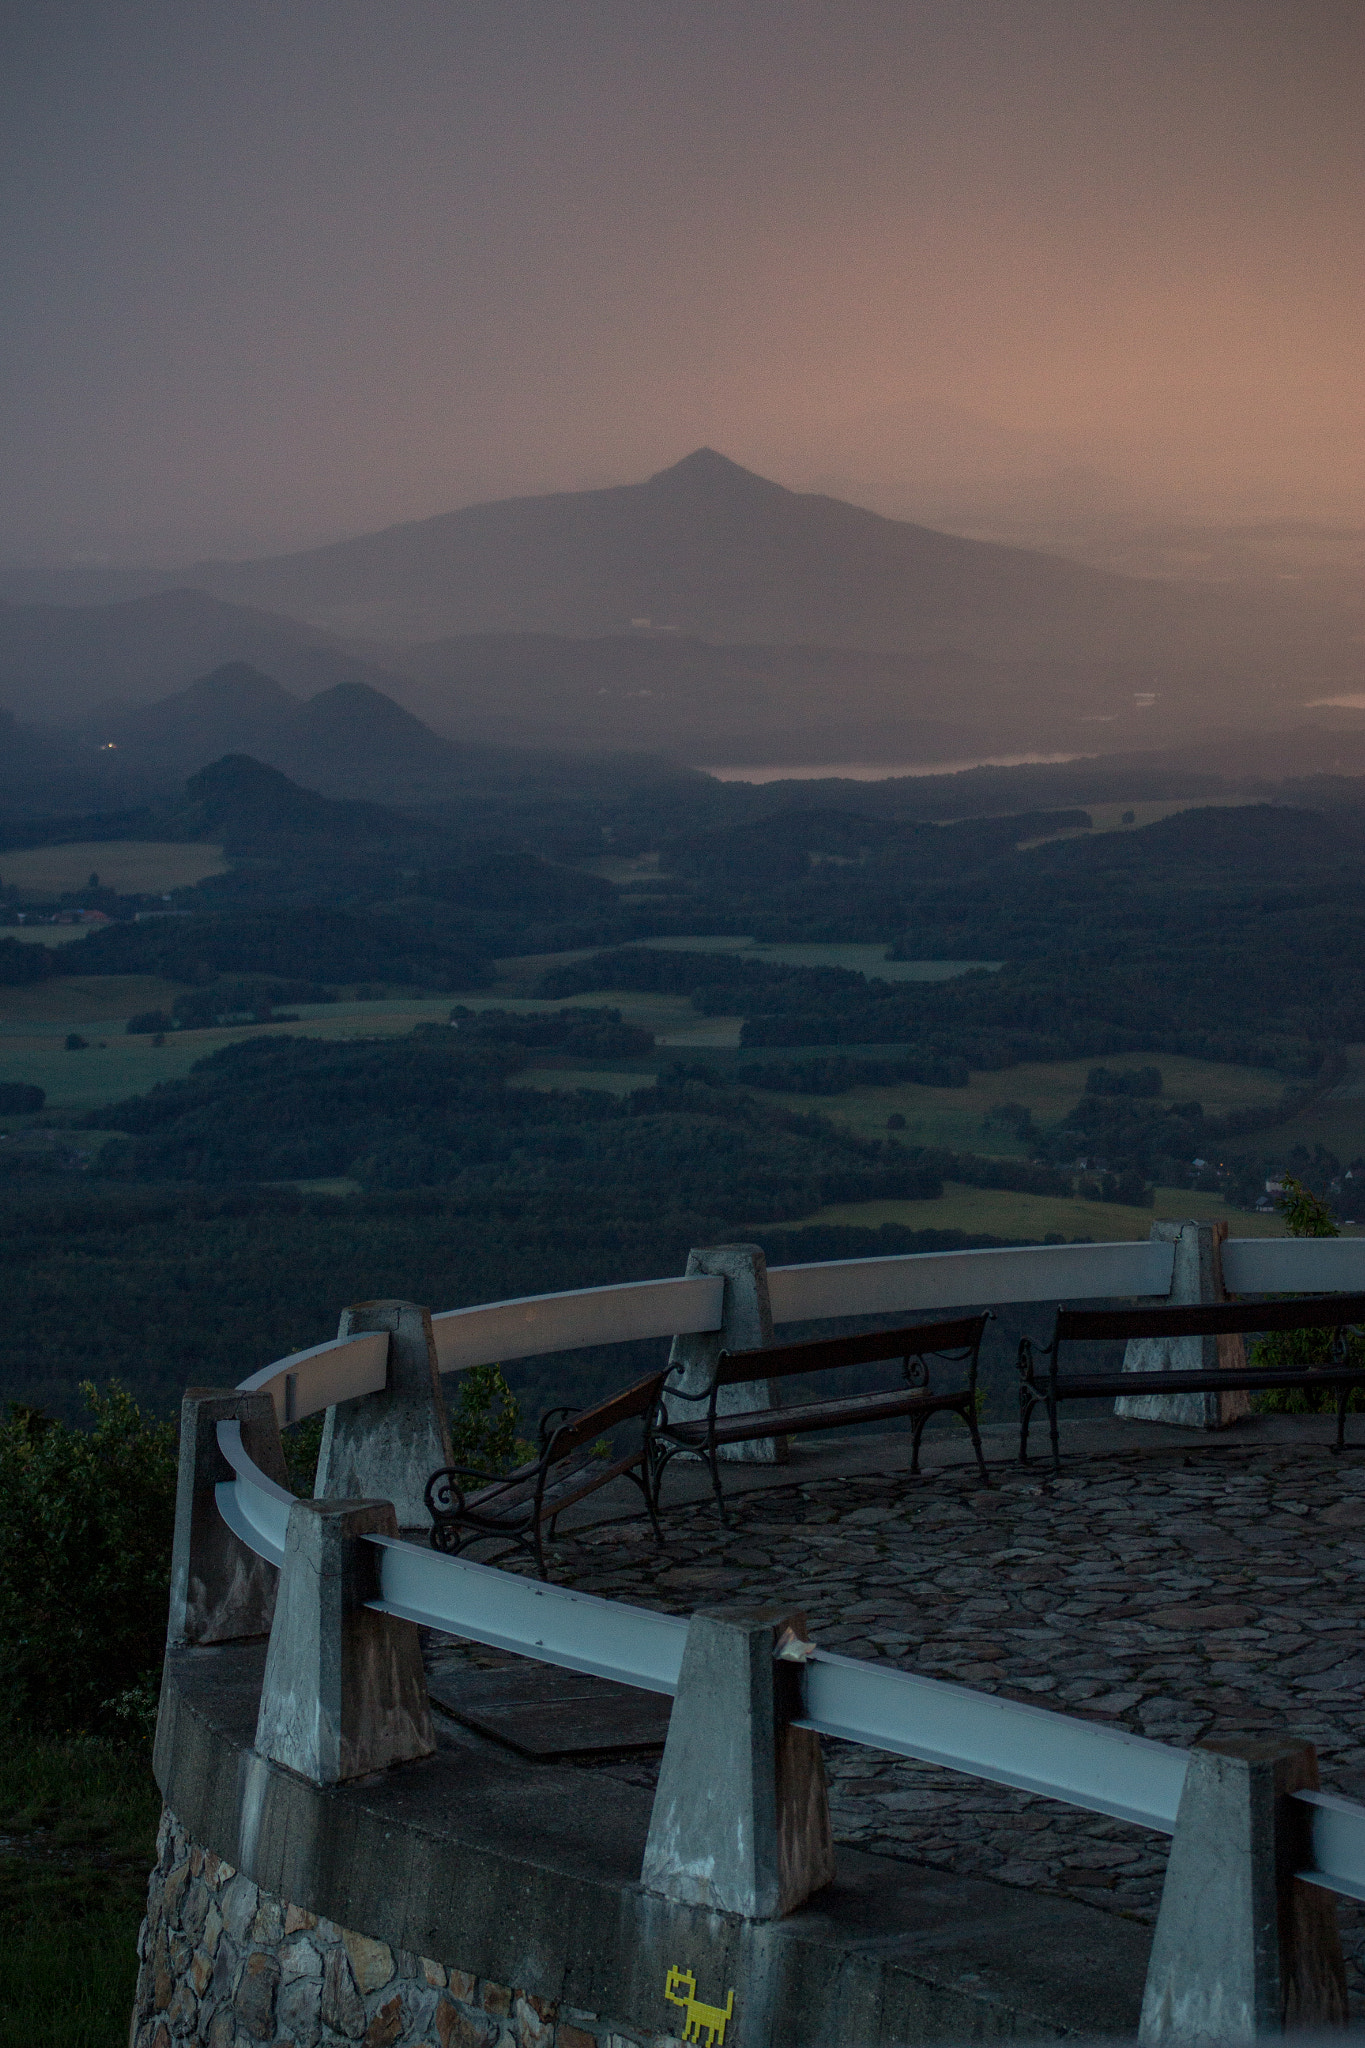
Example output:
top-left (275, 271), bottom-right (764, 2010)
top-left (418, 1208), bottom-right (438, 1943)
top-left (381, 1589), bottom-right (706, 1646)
top-left (428, 1438), bottom-right (1365, 2003)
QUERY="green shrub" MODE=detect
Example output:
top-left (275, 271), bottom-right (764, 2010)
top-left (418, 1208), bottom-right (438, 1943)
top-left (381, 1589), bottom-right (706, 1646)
top-left (0, 1385), bottom-right (177, 1737)
top-left (1253, 1176), bottom-right (1364, 1413)
top-left (449, 1364), bottom-right (531, 1475)
top-left (281, 1412), bottom-right (325, 1495)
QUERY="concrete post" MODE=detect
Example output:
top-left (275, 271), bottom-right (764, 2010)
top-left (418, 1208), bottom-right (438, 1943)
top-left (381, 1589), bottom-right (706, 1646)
top-left (167, 1389), bottom-right (289, 1648)
top-left (666, 1243), bottom-right (786, 1463)
top-left (313, 1300), bottom-right (453, 1528)
top-left (1116, 1219), bottom-right (1251, 1429)
top-left (641, 1605), bottom-right (834, 1918)
top-left (254, 1497), bottom-right (434, 1786)
top-left (1140, 1736), bottom-right (1347, 2043)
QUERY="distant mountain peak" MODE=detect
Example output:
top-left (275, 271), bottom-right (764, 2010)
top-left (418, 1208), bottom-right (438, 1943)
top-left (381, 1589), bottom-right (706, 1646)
top-left (180, 660), bottom-right (298, 710)
top-left (185, 752), bottom-right (300, 804)
top-left (644, 448), bottom-right (783, 495)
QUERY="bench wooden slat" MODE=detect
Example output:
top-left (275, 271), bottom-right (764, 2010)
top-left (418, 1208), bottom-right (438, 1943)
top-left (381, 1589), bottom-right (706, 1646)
top-left (463, 1444), bottom-right (602, 1517)
top-left (717, 1314), bottom-right (988, 1387)
top-left (653, 1310), bottom-right (991, 1512)
top-left (1045, 1366), bottom-right (1365, 1401)
top-left (665, 1383), bottom-right (972, 1448)
top-left (1056, 1295), bottom-right (1365, 1344)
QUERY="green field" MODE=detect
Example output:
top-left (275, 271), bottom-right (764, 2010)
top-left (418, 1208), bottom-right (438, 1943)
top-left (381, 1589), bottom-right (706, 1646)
top-left (0, 978), bottom-right (742, 1112)
top-left (1017, 795), bottom-right (1264, 848)
top-left (632, 936), bottom-right (1002, 982)
top-left (789, 1182), bottom-right (1299, 1244)
top-left (0, 842), bottom-right (227, 898)
top-left (749, 1051), bottom-right (1289, 1154)
top-left (4, 925), bottom-right (94, 948)
top-left (1248, 1050), bottom-right (1365, 1179)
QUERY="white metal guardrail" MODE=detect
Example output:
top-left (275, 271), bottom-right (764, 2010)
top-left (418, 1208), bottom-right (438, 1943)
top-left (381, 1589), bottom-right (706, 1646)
top-left (765, 1238), bottom-right (1178, 1324)
top-left (214, 1430), bottom-right (1365, 1895)
top-left (232, 1239), bottom-right (1365, 1401)
top-left (218, 1234), bottom-right (1365, 1901)
top-left (1221, 1238), bottom-right (1365, 1295)
top-left (431, 1273), bottom-right (726, 1375)
top-left (237, 1330), bottom-right (390, 1425)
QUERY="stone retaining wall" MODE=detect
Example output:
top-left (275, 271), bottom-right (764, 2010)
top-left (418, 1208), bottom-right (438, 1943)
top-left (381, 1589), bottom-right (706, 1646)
top-left (131, 1809), bottom-right (644, 2048)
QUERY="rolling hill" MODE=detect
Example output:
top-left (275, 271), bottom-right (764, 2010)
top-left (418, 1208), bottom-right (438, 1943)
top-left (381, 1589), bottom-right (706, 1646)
top-left (0, 588), bottom-right (388, 725)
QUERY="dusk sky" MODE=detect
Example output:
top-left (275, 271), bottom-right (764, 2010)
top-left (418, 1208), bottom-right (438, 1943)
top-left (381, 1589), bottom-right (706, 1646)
top-left (2, 1), bottom-right (1362, 563)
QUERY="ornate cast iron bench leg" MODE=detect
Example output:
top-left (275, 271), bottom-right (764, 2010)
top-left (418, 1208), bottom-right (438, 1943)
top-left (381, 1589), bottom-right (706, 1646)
top-left (963, 1394), bottom-right (989, 1484)
top-left (1017, 1339), bottom-right (1036, 1464)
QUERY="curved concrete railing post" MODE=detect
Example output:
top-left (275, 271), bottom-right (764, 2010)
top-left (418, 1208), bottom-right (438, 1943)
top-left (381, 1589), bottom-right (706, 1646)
top-left (1117, 1220), bottom-right (1250, 1429)
top-left (1140, 1736), bottom-right (1348, 2042)
top-left (168, 1389), bottom-right (290, 1647)
top-left (255, 1497), bottom-right (434, 1785)
top-left (665, 1243), bottom-right (784, 1463)
top-left (314, 1301), bottom-right (452, 1528)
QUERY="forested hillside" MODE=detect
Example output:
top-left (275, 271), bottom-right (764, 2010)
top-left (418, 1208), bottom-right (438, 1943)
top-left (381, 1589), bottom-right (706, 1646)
top-left (3, 748), bottom-right (1364, 1428)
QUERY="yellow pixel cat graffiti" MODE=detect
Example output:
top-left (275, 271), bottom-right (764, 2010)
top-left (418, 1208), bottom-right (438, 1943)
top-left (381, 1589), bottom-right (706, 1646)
top-left (664, 1964), bottom-right (735, 2046)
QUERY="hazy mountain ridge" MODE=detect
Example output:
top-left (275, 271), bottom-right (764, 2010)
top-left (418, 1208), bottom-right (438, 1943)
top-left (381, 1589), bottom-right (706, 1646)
top-left (1, 452), bottom-right (1361, 772)
top-left (189, 449), bottom-right (1358, 679)
top-left (0, 587), bottom-right (395, 725)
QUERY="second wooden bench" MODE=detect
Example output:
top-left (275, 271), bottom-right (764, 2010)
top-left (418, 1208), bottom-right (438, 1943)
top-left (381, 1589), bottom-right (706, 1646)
top-left (1018, 1293), bottom-right (1365, 1470)
top-left (646, 1312), bottom-right (992, 1523)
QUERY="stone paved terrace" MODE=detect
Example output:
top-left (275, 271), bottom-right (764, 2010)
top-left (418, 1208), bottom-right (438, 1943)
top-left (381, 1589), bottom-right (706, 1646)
top-left (426, 1416), bottom-right (1365, 2009)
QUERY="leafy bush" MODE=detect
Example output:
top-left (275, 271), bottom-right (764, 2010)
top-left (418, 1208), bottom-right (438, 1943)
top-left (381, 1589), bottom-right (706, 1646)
top-left (0, 1385), bottom-right (177, 1736)
top-left (0, 1081), bottom-right (44, 1112)
top-left (1252, 1177), bottom-right (1365, 1410)
top-left (0, 937), bottom-right (54, 986)
top-left (281, 1413), bottom-right (325, 1495)
top-left (448, 1364), bottom-right (530, 1475)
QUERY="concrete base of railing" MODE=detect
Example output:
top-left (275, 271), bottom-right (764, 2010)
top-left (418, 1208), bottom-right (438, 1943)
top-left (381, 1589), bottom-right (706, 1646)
top-left (665, 1244), bottom-right (787, 1462)
top-left (144, 1640), bottom-right (1152, 2047)
top-left (1139, 1737), bottom-right (1347, 2044)
top-left (1117, 1222), bottom-right (1251, 1430)
top-left (641, 1606), bottom-right (834, 1917)
top-left (254, 1498), bottom-right (435, 1785)
top-left (167, 1389), bottom-right (289, 1648)
top-left (315, 1300), bottom-right (453, 1528)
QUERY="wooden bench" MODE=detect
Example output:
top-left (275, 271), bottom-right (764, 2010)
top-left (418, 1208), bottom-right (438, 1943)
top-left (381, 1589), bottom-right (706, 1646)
top-left (424, 1371), bottom-right (665, 1579)
top-left (645, 1313), bottom-right (991, 1524)
top-left (1018, 1293), bottom-right (1365, 1470)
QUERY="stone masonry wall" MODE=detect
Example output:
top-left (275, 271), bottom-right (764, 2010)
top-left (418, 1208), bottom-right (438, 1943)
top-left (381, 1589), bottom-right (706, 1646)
top-left (131, 1806), bottom-right (676, 2048)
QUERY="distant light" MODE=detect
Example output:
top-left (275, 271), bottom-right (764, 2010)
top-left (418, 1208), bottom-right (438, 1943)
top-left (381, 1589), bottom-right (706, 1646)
top-left (100, 741), bottom-right (117, 750)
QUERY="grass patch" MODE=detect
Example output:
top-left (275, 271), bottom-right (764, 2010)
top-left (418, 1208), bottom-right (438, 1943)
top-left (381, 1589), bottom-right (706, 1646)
top-left (787, 1181), bottom-right (1292, 1243)
top-left (0, 1735), bottom-right (159, 2048)
top-left (752, 1051), bottom-right (1287, 1153)
top-left (0, 842), bottom-right (227, 898)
